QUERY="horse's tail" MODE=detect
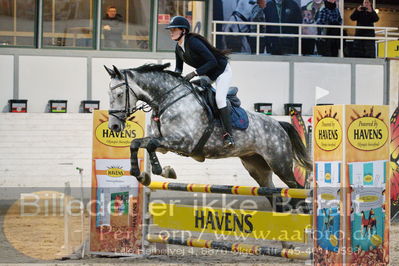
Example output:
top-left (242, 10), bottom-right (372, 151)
top-left (279, 121), bottom-right (313, 171)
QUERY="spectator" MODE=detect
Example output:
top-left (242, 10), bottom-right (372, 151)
top-left (350, 0), bottom-right (379, 58)
top-left (213, 0), bottom-right (224, 49)
top-left (301, 7), bottom-right (317, 55)
top-left (301, 0), bottom-right (325, 55)
top-left (102, 6), bottom-right (123, 48)
top-left (264, 0), bottom-right (302, 55)
top-left (249, 0), bottom-right (267, 54)
top-left (304, 0), bottom-right (324, 18)
top-left (316, 0), bottom-right (342, 57)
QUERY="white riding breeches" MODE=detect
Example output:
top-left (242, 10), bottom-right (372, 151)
top-left (214, 63), bottom-right (232, 109)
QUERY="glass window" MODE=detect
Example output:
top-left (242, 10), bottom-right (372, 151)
top-left (0, 0), bottom-right (37, 47)
top-left (42, 0), bottom-right (94, 48)
top-left (157, 0), bottom-right (206, 51)
top-left (101, 0), bottom-right (152, 50)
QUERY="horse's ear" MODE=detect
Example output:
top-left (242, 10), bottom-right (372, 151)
top-left (112, 65), bottom-right (123, 80)
top-left (104, 65), bottom-right (115, 78)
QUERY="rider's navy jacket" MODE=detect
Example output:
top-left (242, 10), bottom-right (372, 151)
top-left (175, 35), bottom-right (228, 81)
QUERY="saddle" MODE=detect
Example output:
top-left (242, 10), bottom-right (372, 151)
top-left (187, 77), bottom-right (248, 156)
top-left (192, 77), bottom-right (242, 118)
top-left (191, 78), bottom-right (248, 131)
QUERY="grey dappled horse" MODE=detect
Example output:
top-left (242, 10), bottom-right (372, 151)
top-left (105, 63), bottom-right (312, 201)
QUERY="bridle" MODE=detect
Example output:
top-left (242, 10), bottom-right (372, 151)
top-left (108, 71), bottom-right (152, 123)
top-left (108, 70), bottom-right (186, 123)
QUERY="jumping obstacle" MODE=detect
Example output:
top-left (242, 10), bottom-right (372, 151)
top-left (148, 181), bottom-right (311, 199)
top-left (145, 105), bottom-right (391, 264)
top-left (146, 180), bottom-right (313, 260)
top-left (89, 106), bottom-right (390, 264)
top-left (147, 234), bottom-right (311, 260)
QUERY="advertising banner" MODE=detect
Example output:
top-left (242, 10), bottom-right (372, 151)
top-left (150, 203), bottom-right (312, 243)
top-left (89, 110), bottom-right (146, 255)
top-left (378, 41), bottom-right (399, 58)
top-left (313, 105), bottom-right (344, 264)
top-left (344, 105), bottom-right (389, 265)
top-left (390, 106), bottom-right (399, 219)
top-left (313, 105), bottom-right (389, 265)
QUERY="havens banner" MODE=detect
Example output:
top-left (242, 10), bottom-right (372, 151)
top-left (313, 105), bottom-right (390, 265)
top-left (90, 110), bottom-right (146, 255)
top-left (150, 203), bottom-right (312, 243)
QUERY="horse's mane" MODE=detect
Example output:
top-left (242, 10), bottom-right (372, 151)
top-left (128, 63), bottom-right (182, 78)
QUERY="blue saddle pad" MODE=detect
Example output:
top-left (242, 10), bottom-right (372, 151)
top-left (231, 106), bottom-right (248, 130)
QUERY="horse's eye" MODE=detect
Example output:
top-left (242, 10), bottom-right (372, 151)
top-left (116, 92), bottom-right (123, 98)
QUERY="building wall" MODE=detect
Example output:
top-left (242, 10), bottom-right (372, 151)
top-left (294, 62), bottom-right (352, 113)
top-left (355, 64), bottom-right (385, 104)
top-left (0, 55), bottom-right (14, 112)
top-left (0, 113), bottom-right (93, 191)
top-left (18, 56), bottom-right (88, 113)
top-left (0, 50), bottom-right (387, 116)
top-left (230, 61), bottom-right (290, 115)
top-left (0, 113), bottom-right (294, 192)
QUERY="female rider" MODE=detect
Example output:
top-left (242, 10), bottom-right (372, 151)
top-left (166, 16), bottom-right (235, 148)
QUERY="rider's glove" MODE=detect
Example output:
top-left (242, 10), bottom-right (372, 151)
top-left (184, 71), bottom-right (197, 81)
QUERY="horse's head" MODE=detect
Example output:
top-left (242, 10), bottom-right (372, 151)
top-left (104, 65), bottom-right (141, 132)
top-left (105, 63), bottom-right (180, 132)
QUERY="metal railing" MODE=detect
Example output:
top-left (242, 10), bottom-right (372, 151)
top-left (212, 20), bottom-right (398, 58)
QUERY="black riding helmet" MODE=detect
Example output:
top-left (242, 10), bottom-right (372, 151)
top-left (165, 16), bottom-right (190, 32)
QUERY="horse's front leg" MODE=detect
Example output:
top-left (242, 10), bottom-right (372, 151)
top-left (144, 136), bottom-right (183, 180)
top-left (131, 137), bottom-right (170, 176)
top-left (130, 137), bottom-right (151, 177)
top-left (146, 138), bottom-right (162, 175)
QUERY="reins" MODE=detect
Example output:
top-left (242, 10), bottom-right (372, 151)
top-left (108, 71), bottom-right (187, 123)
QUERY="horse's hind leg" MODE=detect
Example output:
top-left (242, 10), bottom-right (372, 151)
top-left (267, 156), bottom-right (310, 213)
top-left (240, 154), bottom-right (295, 249)
top-left (268, 156), bottom-right (300, 189)
top-left (239, 154), bottom-right (275, 209)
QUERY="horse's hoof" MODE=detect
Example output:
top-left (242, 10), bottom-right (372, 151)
top-left (281, 241), bottom-right (294, 250)
top-left (130, 168), bottom-right (140, 177)
top-left (162, 166), bottom-right (177, 179)
top-left (152, 165), bottom-right (163, 175)
top-left (137, 172), bottom-right (151, 186)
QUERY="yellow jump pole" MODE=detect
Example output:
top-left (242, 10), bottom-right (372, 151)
top-left (148, 181), bottom-right (310, 199)
top-left (147, 234), bottom-right (311, 260)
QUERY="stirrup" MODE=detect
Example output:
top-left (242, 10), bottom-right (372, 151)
top-left (223, 133), bottom-right (235, 148)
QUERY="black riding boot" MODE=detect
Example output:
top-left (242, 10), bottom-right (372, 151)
top-left (219, 106), bottom-right (235, 148)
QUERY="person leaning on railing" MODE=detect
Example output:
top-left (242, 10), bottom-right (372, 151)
top-left (316, 0), bottom-right (342, 57)
top-left (249, 0), bottom-right (267, 54)
top-left (264, 0), bottom-right (302, 55)
top-left (350, 0), bottom-right (379, 58)
top-left (301, 0), bottom-right (324, 55)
